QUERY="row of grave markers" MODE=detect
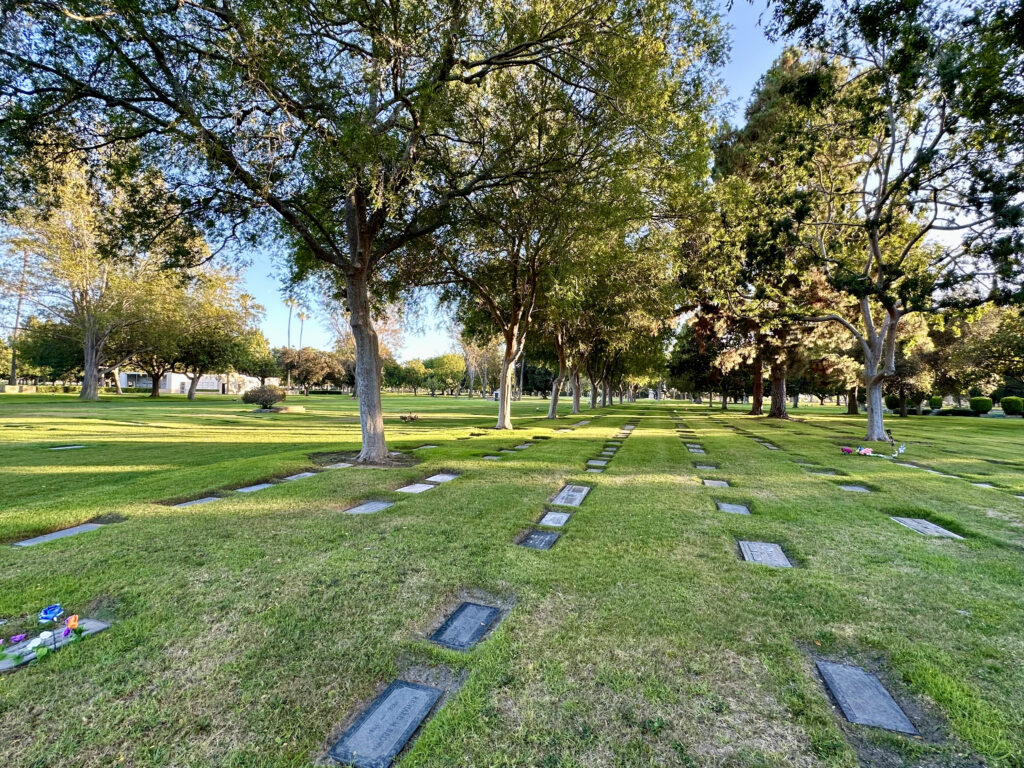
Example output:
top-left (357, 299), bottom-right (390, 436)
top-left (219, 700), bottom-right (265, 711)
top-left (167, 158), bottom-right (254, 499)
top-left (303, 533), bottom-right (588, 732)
top-left (326, 418), bottom-right (618, 767)
top-left (674, 410), bottom-right (925, 736)
top-left (585, 421), bottom-right (634, 472)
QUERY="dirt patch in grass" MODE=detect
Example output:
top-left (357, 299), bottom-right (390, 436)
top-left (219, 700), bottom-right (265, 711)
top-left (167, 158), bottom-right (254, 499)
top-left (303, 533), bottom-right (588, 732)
top-left (309, 450), bottom-right (418, 468)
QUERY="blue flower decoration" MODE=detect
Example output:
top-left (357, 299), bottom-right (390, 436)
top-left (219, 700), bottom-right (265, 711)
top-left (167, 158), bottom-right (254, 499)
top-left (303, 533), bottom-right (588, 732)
top-left (38, 604), bottom-right (63, 623)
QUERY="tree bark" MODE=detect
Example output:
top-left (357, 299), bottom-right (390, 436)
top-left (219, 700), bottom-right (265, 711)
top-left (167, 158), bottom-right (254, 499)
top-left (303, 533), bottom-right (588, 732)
top-left (113, 367), bottom-right (123, 395)
top-left (720, 392), bottom-right (727, 410)
top-left (344, 268), bottom-right (389, 461)
top-left (570, 366), bottom-right (581, 414)
top-left (496, 335), bottom-right (518, 429)
top-left (791, 391), bottom-right (799, 408)
top-left (588, 375), bottom-right (598, 409)
top-left (187, 373), bottom-right (200, 400)
top-left (80, 327), bottom-right (103, 401)
top-left (749, 358), bottom-right (764, 415)
top-left (847, 386), bottom-right (859, 415)
top-left (547, 338), bottom-right (567, 419)
top-left (767, 361), bottom-right (788, 419)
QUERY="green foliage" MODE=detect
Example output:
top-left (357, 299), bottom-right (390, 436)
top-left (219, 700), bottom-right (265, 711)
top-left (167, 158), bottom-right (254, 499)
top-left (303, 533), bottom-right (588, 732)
top-left (969, 397), bottom-right (993, 414)
top-left (999, 396), bottom-right (1023, 416)
top-left (885, 395), bottom-right (903, 411)
top-left (241, 385), bottom-right (287, 410)
top-left (929, 395), bottom-right (943, 409)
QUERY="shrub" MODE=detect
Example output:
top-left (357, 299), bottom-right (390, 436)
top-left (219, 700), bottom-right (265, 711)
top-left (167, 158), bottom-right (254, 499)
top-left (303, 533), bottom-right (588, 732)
top-left (242, 385), bottom-right (286, 410)
top-left (1001, 396), bottom-right (1023, 416)
top-left (938, 408), bottom-right (977, 417)
top-left (884, 395), bottom-right (903, 410)
top-left (969, 397), bottom-right (993, 414)
top-left (929, 395), bottom-right (943, 409)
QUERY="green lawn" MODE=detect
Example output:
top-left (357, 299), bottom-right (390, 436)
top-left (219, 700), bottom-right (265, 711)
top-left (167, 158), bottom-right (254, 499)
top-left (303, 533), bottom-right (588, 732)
top-left (1, 394), bottom-right (1022, 768)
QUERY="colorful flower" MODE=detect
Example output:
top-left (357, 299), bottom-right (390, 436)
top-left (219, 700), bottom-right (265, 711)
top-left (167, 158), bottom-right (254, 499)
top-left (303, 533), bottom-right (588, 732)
top-left (65, 615), bottom-right (79, 630)
top-left (11, 634), bottom-right (26, 643)
top-left (38, 604), bottom-right (63, 623)
top-left (62, 627), bottom-right (71, 638)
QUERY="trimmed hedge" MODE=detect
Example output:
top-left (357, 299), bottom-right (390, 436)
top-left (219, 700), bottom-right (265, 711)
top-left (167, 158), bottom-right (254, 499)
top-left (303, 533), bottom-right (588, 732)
top-left (969, 397), bottom-right (993, 414)
top-left (1001, 396), bottom-right (1023, 416)
top-left (937, 408), bottom-right (978, 417)
top-left (884, 395), bottom-right (903, 410)
top-left (929, 395), bottom-right (943, 409)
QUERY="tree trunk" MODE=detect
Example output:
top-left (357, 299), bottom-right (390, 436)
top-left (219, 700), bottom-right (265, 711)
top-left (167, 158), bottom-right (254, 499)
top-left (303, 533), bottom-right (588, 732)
top-left (148, 370), bottom-right (161, 398)
top-left (570, 366), bottom-right (581, 414)
top-left (496, 335), bottom-right (517, 430)
top-left (865, 377), bottom-right (885, 439)
top-left (588, 375), bottom-right (598, 409)
top-left (80, 328), bottom-right (103, 401)
top-left (767, 361), bottom-right (788, 419)
top-left (344, 268), bottom-right (389, 461)
top-left (847, 386), bottom-right (859, 415)
top-left (187, 373), bottom-right (200, 400)
top-left (749, 358), bottom-right (764, 415)
top-left (113, 368), bottom-right (123, 395)
top-left (547, 340), bottom-right (567, 419)
top-left (791, 391), bottom-right (799, 408)
top-left (517, 357), bottom-right (526, 401)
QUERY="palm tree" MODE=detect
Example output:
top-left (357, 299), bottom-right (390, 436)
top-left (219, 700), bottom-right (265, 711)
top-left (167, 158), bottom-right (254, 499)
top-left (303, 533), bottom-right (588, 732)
top-left (284, 296), bottom-right (297, 388)
top-left (298, 311), bottom-right (308, 348)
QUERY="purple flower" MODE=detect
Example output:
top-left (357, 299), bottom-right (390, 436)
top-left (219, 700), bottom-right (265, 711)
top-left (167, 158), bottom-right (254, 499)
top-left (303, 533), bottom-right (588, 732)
top-left (62, 627), bottom-right (71, 638)
top-left (11, 634), bottom-right (26, 643)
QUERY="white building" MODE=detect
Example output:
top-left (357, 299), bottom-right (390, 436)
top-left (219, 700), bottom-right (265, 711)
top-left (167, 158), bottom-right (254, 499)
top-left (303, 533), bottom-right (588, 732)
top-left (118, 371), bottom-right (277, 395)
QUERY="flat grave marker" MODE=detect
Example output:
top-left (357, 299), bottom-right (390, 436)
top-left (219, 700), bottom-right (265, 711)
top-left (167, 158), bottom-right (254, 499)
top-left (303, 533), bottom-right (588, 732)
top-left (413, 445), bottom-right (439, 450)
top-left (519, 530), bottom-right (560, 550)
top-left (49, 445), bottom-right (85, 450)
top-left (0, 618), bottom-right (110, 671)
top-left (738, 540), bottom-right (792, 567)
top-left (174, 497), bottom-right (221, 508)
top-left (839, 484), bottom-right (871, 493)
top-left (513, 444), bottom-right (533, 450)
top-left (344, 501), bottom-right (394, 515)
top-left (716, 501), bottom-right (750, 515)
top-left (816, 661), bottom-right (916, 734)
top-left (325, 462), bottom-right (354, 470)
top-left (539, 510), bottom-right (571, 527)
top-left (555, 428), bottom-right (572, 433)
top-left (283, 472), bottom-right (317, 481)
top-left (552, 484), bottom-right (591, 507)
top-left (13, 523), bottom-right (106, 548)
top-left (703, 479), bottom-right (729, 488)
top-left (607, 440), bottom-right (622, 445)
top-left (499, 449), bottom-right (517, 453)
top-left (890, 517), bottom-right (963, 539)
top-left (688, 448), bottom-right (706, 454)
top-left (430, 602), bottom-right (501, 651)
top-left (971, 482), bottom-right (995, 489)
top-left (328, 680), bottom-right (442, 768)
top-left (810, 470), bottom-right (837, 476)
top-left (587, 459), bottom-right (608, 467)
top-left (397, 483), bottom-right (436, 494)
top-left (425, 473), bottom-right (459, 484)
top-left (482, 455), bottom-right (502, 460)
top-left (586, 468), bottom-right (603, 473)
top-left (695, 464), bottom-right (717, 470)
top-left (236, 483), bottom-right (275, 493)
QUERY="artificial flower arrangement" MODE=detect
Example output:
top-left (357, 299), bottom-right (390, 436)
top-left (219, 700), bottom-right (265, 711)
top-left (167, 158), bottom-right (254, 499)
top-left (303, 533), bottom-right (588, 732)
top-left (840, 444), bottom-right (906, 459)
top-left (0, 604), bottom-right (84, 668)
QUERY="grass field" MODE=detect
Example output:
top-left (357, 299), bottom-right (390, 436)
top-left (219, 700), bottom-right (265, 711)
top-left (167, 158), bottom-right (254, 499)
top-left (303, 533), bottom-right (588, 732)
top-left (1, 393), bottom-right (1022, 768)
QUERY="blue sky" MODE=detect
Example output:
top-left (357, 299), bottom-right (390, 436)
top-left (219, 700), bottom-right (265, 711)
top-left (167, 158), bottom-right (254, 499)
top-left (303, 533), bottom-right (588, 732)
top-left (241, 1), bottom-right (783, 362)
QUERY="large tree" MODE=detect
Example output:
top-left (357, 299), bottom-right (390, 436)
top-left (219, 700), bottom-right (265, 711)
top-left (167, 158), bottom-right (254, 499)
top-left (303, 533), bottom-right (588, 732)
top-left (0, 0), bottom-right (702, 460)
top-left (1, 156), bottom-right (203, 399)
top-left (766, 3), bottom-right (1024, 440)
